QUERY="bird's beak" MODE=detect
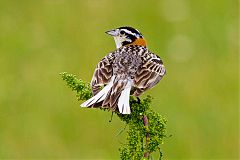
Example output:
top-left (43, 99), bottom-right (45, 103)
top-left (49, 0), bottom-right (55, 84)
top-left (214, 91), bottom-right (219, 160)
top-left (105, 29), bottom-right (118, 36)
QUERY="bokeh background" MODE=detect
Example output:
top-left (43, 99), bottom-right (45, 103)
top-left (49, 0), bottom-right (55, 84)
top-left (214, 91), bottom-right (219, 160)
top-left (0, 0), bottom-right (238, 159)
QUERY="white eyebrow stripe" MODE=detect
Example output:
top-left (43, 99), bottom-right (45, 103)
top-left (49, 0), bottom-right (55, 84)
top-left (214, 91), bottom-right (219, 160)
top-left (122, 29), bottom-right (139, 37)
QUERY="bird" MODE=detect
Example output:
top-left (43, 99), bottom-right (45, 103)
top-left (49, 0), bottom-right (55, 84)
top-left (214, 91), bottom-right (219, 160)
top-left (80, 26), bottom-right (166, 114)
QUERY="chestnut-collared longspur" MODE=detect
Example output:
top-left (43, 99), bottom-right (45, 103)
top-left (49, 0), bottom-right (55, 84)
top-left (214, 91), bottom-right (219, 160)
top-left (81, 26), bottom-right (166, 114)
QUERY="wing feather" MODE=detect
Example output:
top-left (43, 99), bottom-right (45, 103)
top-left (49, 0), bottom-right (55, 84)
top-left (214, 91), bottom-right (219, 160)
top-left (133, 52), bottom-right (166, 96)
top-left (91, 52), bottom-right (115, 95)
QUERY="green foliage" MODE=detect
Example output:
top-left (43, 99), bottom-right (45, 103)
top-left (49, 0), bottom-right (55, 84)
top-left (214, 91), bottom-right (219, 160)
top-left (60, 72), bottom-right (167, 160)
top-left (118, 97), bottom-right (167, 160)
top-left (60, 72), bottom-right (92, 101)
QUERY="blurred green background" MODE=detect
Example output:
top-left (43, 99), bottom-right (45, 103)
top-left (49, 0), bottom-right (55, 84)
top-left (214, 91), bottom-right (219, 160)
top-left (0, 0), bottom-right (238, 159)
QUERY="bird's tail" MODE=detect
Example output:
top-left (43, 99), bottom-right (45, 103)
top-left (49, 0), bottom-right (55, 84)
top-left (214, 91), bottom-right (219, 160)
top-left (80, 75), bottom-right (132, 114)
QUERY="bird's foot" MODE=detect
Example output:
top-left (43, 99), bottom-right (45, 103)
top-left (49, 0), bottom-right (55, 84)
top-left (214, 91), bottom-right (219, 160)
top-left (137, 97), bottom-right (141, 104)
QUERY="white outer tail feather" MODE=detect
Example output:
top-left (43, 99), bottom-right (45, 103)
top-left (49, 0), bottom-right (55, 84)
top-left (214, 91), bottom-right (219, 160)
top-left (117, 81), bottom-right (132, 114)
top-left (80, 75), bottom-right (115, 107)
top-left (80, 76), bottom-right (132, 114)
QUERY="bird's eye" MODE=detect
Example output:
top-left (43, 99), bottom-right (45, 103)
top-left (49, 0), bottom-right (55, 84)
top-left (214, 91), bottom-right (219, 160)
top-left (120, 30), bottom-right (125, 35)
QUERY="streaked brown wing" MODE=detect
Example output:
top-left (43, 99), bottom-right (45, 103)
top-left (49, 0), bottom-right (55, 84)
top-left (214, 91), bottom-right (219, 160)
top-left (133, 53), bottom-right (166, 96)
top-left (91, 52), bottom-right (115, 95)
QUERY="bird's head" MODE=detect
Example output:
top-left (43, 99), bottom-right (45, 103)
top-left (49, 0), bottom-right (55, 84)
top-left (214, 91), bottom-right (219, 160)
top-left (105, 26), bottom-right (147, 48)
